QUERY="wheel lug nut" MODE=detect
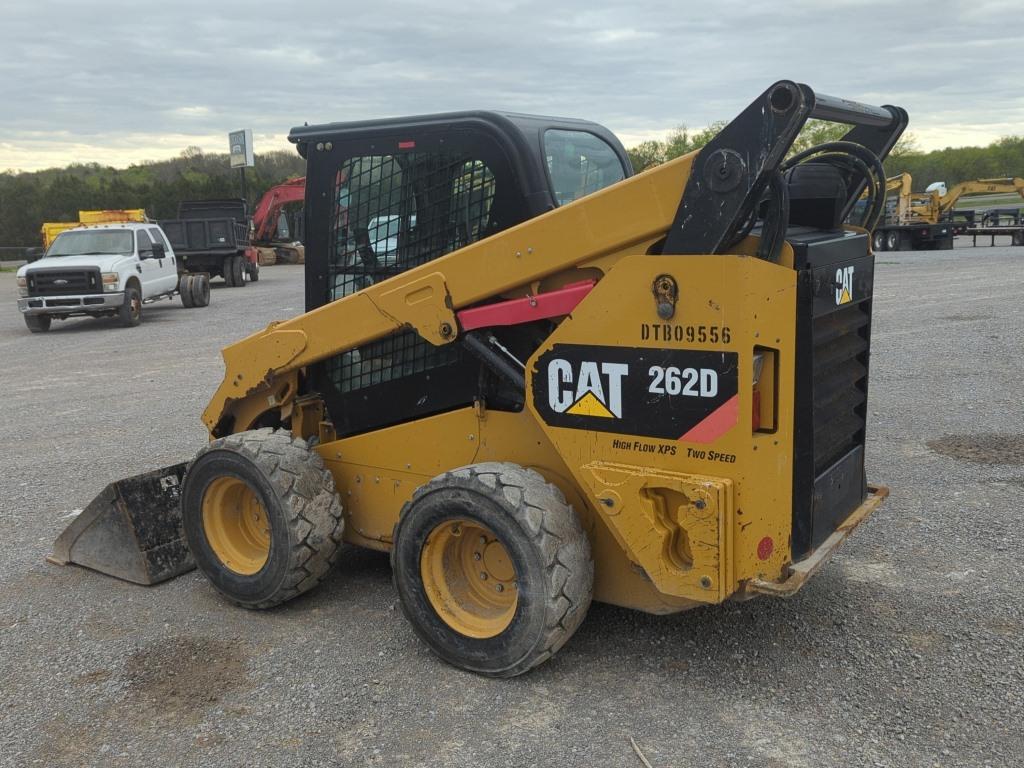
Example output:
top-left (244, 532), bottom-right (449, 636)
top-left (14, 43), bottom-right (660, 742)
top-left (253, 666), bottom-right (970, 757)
top-left (479, 536), bottom-right (486, 546)
top-left (451, 524), bottom-right (461, 536)
top-left (479, 571), bottom-right (488, 580)
top-left (473, 552), bottom-right (481, 561)
top-left (495, 584), bottom-right (504, 593)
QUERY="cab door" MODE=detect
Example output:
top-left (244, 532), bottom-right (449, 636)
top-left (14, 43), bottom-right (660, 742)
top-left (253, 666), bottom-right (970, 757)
top-left (135, 230), bottom-right (160, 296)
top-left (148, 227), bottom-right (179, 293)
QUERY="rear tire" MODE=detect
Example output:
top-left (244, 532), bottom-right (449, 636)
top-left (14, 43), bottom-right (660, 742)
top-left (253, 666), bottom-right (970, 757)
top-left (227, 255), bottom-right (245, 287)
top-left (24, 314), bottom-right (51, 333)
top-left (190, 273), bottom-right (210, 307)
top-left (249, 261), bottom-right (260, 282)
top-left (872, 230), bottom-right (886, 252)
top-left (179, 275), bottom-right (195, 308)
top-left (181, 428), bottom-right (345, 609)
top-left (391, 462), bottom-right (593, 677)
top-left (885, 230), bottom-right (901, 252)
top-left (1013, 231), bottom-right (1023, 246)
top-left (119, 284), bottom-right (142, 327)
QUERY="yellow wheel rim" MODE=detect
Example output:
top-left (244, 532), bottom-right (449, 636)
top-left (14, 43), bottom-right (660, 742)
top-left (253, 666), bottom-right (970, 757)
top-left (420, 519), bottom-right (518, 639)
top-left (201, 476), bottom-right (271, 575)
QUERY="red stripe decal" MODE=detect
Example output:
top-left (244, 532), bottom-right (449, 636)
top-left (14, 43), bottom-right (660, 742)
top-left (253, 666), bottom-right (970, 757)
top-left (457, 280), bottom-right (595, 331)
top-left (678, 394), bottom-right (739, 444)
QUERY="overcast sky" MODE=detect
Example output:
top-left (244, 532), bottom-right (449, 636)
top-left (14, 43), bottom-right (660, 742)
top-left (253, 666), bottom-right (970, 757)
top-left (1, 0), bottom-right (1020, 172)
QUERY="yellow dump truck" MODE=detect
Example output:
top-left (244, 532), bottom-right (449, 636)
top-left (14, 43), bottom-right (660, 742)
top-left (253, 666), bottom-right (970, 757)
top-left (40, 209), bottom-right (148, 248)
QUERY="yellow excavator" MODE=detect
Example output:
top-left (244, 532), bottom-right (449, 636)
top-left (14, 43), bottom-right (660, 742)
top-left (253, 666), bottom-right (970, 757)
top-left (49, 81), bottom-right (906, 676)
top-left (872, 175), bottom-right (1024, 250)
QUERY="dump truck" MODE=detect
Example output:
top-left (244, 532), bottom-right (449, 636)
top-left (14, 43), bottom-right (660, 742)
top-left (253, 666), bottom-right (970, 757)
top-left (159, 199), bottom-right (260, 285)
top-left (49, 81), bottom-right (905, 677)
top-left (40, 209), bottom-right (149, 248)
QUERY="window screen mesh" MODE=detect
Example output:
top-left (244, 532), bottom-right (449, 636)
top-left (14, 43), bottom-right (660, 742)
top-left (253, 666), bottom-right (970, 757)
top-left (324, 152), bottom-right (496, 394)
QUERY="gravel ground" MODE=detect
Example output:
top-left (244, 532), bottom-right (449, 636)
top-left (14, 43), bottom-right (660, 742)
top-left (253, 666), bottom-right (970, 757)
top-left (1, 245), bottom-right (1022, 768)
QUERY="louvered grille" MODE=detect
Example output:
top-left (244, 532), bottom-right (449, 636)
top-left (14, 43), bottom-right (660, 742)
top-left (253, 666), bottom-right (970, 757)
top-left (811, 301), bottom-right (870, 474)
top-left (28, 269), bottom-right (101, 296)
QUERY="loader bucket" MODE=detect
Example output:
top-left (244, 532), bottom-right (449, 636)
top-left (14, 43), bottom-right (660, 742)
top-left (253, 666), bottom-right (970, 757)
top-left (47, 462), bottom-right (195, 585)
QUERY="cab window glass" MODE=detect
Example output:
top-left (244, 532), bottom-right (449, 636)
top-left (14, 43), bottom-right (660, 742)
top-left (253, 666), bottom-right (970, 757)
top-left (324, 151), bottom-right (499, 397)
top-left (149, 228), bottom-right (170, 250)
top-left (136, 230), bottom-right (153, 253)
top-left (544, 129), bottom-right (625, 206)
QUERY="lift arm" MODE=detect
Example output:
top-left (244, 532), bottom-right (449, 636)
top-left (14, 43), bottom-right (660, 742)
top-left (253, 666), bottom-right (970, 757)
top-left (201, 81), bottom-right (905, 436)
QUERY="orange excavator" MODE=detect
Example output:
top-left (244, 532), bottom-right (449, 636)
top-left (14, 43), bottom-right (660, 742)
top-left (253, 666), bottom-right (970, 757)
top-left (251, 176), bottom-right (305, 264)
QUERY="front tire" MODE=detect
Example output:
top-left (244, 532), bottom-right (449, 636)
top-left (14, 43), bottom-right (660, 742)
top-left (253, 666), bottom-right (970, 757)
top-left (181, 428), bottom-right (345, 609)
top-left (119, 284), bottom-right (142, 327)
top-left (391, 462), bottom-right (593, 677)
top-left (24, 314), bottom-right (51, 333)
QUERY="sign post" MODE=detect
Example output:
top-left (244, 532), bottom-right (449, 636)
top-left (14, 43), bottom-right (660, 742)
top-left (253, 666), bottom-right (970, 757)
top-left (228, 129), bottom-right (255, 205)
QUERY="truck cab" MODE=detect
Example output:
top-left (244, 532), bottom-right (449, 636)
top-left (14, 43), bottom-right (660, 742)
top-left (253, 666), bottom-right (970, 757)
top-left (16, 222), bottom-right (182, 333)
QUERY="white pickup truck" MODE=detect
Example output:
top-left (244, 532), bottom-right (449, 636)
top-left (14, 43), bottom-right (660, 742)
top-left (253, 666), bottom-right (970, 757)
top-left (15, 222), bottom-right (210, 333)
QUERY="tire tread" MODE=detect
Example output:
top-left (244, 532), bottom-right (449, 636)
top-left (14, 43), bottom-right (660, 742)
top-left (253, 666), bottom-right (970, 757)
top-left (188, 427), bottom-right (344, 609)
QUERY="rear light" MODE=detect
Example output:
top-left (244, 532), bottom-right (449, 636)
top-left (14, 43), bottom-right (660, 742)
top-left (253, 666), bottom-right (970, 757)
top-left (752, 347), bottom-right (778, 433)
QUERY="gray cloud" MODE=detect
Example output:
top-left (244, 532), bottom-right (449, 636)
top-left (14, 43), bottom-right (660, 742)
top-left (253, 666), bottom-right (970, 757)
top-left (1, 0), bottom-right (1020, 170)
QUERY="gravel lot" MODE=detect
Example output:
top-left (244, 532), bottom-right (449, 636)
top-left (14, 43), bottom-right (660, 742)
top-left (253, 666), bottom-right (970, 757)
top-left (1, 245), bottom-right (1022, 768)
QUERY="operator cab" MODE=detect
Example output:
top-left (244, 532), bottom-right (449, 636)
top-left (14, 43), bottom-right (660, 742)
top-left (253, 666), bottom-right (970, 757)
top-left (289, 111), bottom-right (632, 436)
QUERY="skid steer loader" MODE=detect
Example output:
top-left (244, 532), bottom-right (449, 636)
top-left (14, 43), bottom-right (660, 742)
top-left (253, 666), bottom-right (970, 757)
top-left (50, 81), bottom-right (905, 676)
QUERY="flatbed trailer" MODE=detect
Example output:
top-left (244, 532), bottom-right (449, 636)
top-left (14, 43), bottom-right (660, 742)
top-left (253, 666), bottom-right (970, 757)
top-left (962, 225), bottom-right (1024, 246)
top-left (871, 220), bottom-right (954, 251)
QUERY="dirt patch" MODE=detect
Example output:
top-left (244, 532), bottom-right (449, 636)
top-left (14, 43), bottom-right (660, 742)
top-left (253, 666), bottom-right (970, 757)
top-left (124, 636), bottom-right (248, 714)
top-left (35, 637), bottom-right (250, 766)
top-left (73, 668), bottom-right (112, 686)
top-left (927, 434), bottom-right (1024, 465)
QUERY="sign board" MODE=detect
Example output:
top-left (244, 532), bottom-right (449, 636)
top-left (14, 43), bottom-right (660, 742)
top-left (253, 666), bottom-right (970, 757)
top-left (228, 129), bottom-right (254, 168)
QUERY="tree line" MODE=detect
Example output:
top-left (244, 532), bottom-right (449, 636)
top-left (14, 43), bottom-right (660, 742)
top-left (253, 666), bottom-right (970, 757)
top-left (626, 120), bottom-right (1024, 192)
top-left (0, 148), bottom-right (305, 247)
top-left (2, 124), bottom-right (1022, 247)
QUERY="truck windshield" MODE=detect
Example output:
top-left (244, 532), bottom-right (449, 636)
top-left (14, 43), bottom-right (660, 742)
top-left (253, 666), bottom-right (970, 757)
top-left (544, 129), bottom-right (626, 206)
top-left (47, 230), bottom-right (134, 257)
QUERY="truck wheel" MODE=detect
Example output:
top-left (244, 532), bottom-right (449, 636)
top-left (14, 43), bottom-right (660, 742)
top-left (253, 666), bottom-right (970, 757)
top-left (119, 284), bottom-right (142, 327)
top-left (872, 230), bottom-right (886, 252)
top-left (249, 261), bottom-right (260, 282)
top-left (190, 273), bottom-right (210, 307)
top-left (24, 314), bottom-right (51, 333)
top-left (391, 462), bottom-right (593, 677)
top-left (180, 275), bottom-right (195, 308)
top-left (228, 255), bottom-right (245, 287)
top-left (885, 230), bottom-right (901, 251)
top-left (1013, 231), bottom-right (1023, 246)
top-left (181, 428), bottom-right (345, 609)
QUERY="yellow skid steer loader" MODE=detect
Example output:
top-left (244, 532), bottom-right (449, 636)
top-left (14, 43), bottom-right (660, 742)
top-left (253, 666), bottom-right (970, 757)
top-left (50, 81), bottom-right (905, 676)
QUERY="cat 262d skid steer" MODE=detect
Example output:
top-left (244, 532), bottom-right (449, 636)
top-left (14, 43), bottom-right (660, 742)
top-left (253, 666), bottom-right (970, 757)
top-left (50, 81), bottom-right (905, 676)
